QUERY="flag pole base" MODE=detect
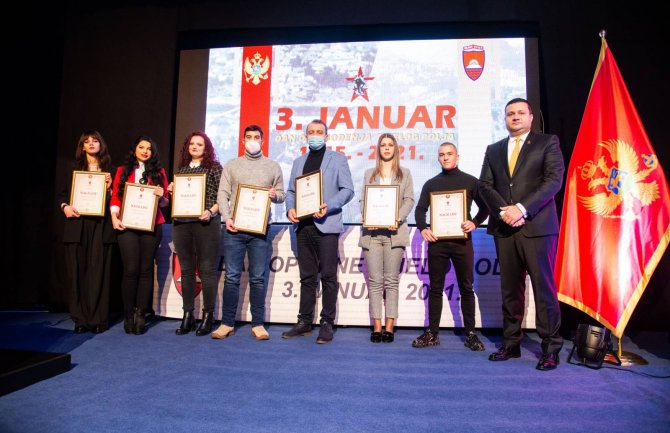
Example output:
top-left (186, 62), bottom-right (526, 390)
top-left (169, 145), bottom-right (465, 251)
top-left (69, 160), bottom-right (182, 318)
top-left (609, 351), bottom-right (648, 366)
top-left (611, 336), bottom-right (649, 366)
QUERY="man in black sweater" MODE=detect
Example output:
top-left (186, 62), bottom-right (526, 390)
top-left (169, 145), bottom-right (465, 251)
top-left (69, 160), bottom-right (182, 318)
top-left (413, 142), bottom-right (489, 350)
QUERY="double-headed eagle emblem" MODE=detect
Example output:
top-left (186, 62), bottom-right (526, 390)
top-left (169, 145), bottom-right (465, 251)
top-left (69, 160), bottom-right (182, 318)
top-left (244, 52), bottom-right (270, 85)
top-left (578, 139), bottom-right (660, 219)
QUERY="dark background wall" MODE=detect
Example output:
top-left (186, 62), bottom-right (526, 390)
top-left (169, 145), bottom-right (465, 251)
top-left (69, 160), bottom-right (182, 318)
top-left (5, 1), bottom-right (668, 334)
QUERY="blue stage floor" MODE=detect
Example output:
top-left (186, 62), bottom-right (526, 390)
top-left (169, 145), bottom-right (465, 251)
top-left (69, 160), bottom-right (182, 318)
top-left (1, 311), bottom-right (669, 433)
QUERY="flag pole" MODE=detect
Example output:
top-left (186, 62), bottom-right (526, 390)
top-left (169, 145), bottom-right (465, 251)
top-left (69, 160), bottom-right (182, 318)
top-left (606, 28), bottom-right (645, 367)
top-left (605, 28), bottom-right (647, 367)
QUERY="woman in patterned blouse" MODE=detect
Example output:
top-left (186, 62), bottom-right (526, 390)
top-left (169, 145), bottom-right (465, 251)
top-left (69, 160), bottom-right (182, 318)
top-left (168, 131), bottom-right (223, 336)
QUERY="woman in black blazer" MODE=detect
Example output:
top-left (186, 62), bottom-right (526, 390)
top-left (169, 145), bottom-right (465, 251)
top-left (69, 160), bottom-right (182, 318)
top-left (58, 130), bottom-right (115, 334)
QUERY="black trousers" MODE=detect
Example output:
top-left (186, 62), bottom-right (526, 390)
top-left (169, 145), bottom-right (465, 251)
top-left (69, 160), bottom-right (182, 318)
top-left (65, 217), bottom-right (113, 328)
top-left (171, 216), bottom-right (221, 313)
top-left (296, 225), bottom-right (339, 324)
top-left (494, 232), bottom-right (563, 354)
top-left (117, 225), bottom-right (162, 315)
top-left (427, 238), bottom-right (476, 334)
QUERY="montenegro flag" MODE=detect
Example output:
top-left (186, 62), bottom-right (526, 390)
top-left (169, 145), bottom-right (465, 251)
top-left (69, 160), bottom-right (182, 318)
top-left (555, 34), bottom-right (670, 338)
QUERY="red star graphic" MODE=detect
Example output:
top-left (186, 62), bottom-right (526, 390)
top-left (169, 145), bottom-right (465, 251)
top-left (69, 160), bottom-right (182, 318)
top-left (346, 66), bottom-right (375, 101)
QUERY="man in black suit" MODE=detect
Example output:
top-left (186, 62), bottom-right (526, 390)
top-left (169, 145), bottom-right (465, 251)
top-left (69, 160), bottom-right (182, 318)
top-left (478, 98), bottom-right (564, 371)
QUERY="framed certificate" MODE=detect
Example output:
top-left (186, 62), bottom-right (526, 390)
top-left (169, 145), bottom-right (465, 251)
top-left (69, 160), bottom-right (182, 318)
top-left (430, 189), bottom-right (467, 239)
top-left (295, 169), bottom-right (323, 220)
top-left (120, 182), bottom-right (159, 232)
top-left (69, 171), bottom-right (109, 216)
top-left (171, 173), bottom-right (206, 218)
top-left (232, 184), bottom-right (271, 235)
top-left (362, 185), bottom-right (399, 228)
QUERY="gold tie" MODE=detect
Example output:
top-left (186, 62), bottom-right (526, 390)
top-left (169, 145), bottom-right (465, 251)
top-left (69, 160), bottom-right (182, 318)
top-left (509, 137), bottom-right (521, 175)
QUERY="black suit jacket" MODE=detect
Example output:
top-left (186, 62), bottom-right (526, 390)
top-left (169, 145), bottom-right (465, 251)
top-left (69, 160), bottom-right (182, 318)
top-left (478, 131), bottom-right (564, 238)
top-left (57, 167), bottom-right (117, 244)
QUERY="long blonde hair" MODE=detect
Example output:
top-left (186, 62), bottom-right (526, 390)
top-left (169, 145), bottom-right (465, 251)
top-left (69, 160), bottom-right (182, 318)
top-left (369, 133), bottom-right (403, 183)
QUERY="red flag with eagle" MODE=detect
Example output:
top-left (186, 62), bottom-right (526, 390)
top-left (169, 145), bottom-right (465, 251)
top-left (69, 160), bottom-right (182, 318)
top-left (555, 34), bottom-right (670, 338)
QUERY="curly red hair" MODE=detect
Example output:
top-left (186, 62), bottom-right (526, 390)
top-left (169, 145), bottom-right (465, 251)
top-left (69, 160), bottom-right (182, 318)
top-left (178, 131), bottom-right (221, 169)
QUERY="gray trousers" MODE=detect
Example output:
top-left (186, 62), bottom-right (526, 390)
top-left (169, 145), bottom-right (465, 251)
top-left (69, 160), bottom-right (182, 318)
top-left (363, 235), bottom-right (405, 320)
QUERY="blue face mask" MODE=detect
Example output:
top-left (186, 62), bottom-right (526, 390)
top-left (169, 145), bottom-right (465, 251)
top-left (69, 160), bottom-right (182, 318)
top-left (307, 136), bottom-right (325, 150)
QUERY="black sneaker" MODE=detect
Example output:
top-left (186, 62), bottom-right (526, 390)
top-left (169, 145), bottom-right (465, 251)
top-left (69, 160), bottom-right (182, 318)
top-left (281, 320), bottom-right (312, 339)
top-left (412, 331), bottom-right (440, 348)
top-left (464, 331), bottom-right (485, 351)
top-left (316, 321), bottom-right (334, 344)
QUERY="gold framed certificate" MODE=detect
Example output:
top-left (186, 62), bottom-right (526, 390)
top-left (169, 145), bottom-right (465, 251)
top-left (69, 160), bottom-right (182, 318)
top-left (362, 185), bottom-right (399, 228)
top-left (70, 171), bottom-right (109, 216)
top-left (120, 182), bottom-right (159, 232)
top-left (295, 169), bottom-right (323, 220)
top-left (232, 184), bottom-right (271, 235)
top-left (430, 189), bottom-right (467, 239)
top-left (171, 173), bottom-right (206, 218)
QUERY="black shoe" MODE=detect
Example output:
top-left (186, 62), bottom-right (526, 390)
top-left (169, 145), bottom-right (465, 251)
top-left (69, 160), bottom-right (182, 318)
top-left (464, 331), bottom-right (485, 351)
top-left (316, 321), bottom-right (334, 344)
top-left (282, 320), bottom-right (313, 339)
top-left (370, 331), bottom-right (382, 343)
top-left (195, 312), bottom-right (214, 336)
top-left (412, 331), bottom-right (440, 348)
top-left (536, 352), bottom-right (560, 371)
top-left (74, 325), bottom-right (88, 334)
top-left (123, 313), bottom-right (134, 334)
top-left (176, 311), bottom-right (195, 335)
top-left (133, 308), bottom-right (146, 335)
top-left (381, 331), bottom-right (394, 343)
top-left (92, 324), bottom-right (108, 334)
top-left (488, 345), bottom-right (521, 361)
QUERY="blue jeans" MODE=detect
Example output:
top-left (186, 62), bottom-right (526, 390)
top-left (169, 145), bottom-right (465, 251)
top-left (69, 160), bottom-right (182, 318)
top-left (221, 229), bottom-right (270, 327)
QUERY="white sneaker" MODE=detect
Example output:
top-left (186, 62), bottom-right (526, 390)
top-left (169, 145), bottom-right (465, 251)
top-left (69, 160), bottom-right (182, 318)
top-left (211, 324), bottom-right (235, 339)
top-left (251, 325), bottom-right (270, 340)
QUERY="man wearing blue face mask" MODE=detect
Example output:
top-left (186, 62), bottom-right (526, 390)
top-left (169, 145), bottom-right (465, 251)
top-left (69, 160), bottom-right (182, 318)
top-left (283, 119), bottom-right (354, 343)
top-left (214, 124), bottom-right (285, 341)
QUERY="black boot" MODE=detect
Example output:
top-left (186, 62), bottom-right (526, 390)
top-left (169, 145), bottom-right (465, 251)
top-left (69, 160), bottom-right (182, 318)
top-left (195, 311), bottom-right (214, 336)
top-left (133, 308), bottom-right (146, 335)
top-left (176, 311), bottom-right (195, 335)
top-left (123, 312), bottom-right (135, 334)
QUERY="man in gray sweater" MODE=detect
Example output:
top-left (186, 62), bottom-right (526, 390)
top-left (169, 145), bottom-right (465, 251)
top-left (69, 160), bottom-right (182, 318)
top-left (213, 124), bottom-right (285, 341)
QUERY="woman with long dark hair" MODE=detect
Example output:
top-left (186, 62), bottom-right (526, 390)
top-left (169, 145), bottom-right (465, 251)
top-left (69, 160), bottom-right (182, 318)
top-left (167, 131), bottom-right (222, 336)
top-left (58, 130), bottom-right (115, 333)
top-left (110, 135), bottom-right (169, 335)
top-left (359, 133), bottom-right (414, 343)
